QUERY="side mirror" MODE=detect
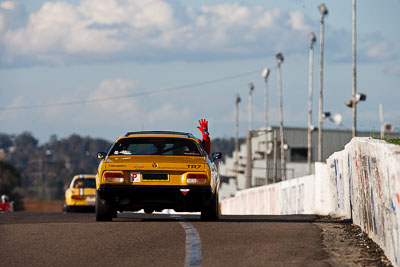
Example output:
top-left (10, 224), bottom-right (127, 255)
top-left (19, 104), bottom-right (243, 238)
top-left (97, 152), bottom-right (106, 159)
top-left (211, 152), bottom-right (222, 161)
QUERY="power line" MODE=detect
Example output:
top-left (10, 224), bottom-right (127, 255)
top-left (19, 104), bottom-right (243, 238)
top-left (0, 69), bottom-right (261, 112)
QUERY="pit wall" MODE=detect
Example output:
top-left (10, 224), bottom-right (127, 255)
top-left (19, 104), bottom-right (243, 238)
top-left (328, 137), bottom-right (400, 267)
top-left (220, 162), bottom-right (344, 217)
top-left (221, 137), bottom-right (400, 267)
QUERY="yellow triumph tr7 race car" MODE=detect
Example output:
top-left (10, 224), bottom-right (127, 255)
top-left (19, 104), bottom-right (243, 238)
top-left (95, 131), bottom-right (222, 221)
top-left (64, 174), bottom-right (96, 212)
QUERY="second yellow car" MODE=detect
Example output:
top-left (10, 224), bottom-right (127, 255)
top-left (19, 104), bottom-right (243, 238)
top-left (65, 174), bottom-right (96, 212)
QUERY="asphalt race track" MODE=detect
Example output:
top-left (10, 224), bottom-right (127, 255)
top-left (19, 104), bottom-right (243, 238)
top-left (0, 212), bottom-right (391, 267)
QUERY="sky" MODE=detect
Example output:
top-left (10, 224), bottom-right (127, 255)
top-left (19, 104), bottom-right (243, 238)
top-left (0, 0), bottom-right (399, 143)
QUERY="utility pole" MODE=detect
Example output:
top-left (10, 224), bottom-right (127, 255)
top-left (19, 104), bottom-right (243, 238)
top-left (379, 104), bottom-right (384, 138)
top-left (262, 68), bottom-right (270, 182)
top-left (273, 130), bottom-right (277, 183)
top-left (248, 82), bottom-right (254, 131)
top-left (352, 0), bottom-right (357, 137)
top-left (307, 32), bottom-right (316, 174)
top-left (318, 3), bottom-right (328, 162)
top-left (234, 93), bottom-right (241, 187)
top-left (263, 69), bottom-right (270, 129)
top-left (245, 83), bottom-right (254, 188)
top-left (245, 130), bottom-right (252, 189)
top-left (276, 52), bottom-right (285, 180)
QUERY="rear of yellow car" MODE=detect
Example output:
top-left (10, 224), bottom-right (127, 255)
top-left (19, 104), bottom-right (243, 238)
top-left (95, 132), bottom-right (221, 221)
top-left (65, 174), bottom-right (96, 212)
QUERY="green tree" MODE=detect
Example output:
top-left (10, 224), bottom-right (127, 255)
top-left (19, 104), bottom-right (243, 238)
top-left (211, 137), bottom-right (243, 158)
top-left (0, 161), bottom-right (23, 210)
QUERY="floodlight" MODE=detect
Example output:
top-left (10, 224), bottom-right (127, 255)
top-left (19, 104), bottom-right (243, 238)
top-left (318, 3), bottom-right (328, 16)
top-left (283, 143), bottom-right (289, 150)
top-left (321, 112), bottom-right (331, 119)
top-left (275, 53), bottom-right (284, 64)
top-left (308, 32), bottom-right (316, 43)
top-left (248, 82), bottom-right (254, 91)
top-left (262, 68), bottom-right (270, 79)
top-left (235, 93), bottom-right (241, 104)
top-left (331, 113), bottom-right (343, 126)
top-left (383, 123), bottom-right (395, 132)
top-left (345, 93), bottom-right (366, 108)
top-left (355, 93), bottom-right (366, 102)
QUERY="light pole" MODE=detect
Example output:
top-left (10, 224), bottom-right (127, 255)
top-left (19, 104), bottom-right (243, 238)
top-left (246, 83), bottom-right (254, 189)
top-left (276, 52), bottom-right (285, 180)
top-left (262, 69), bottom-right (270, 129)
top-left (307, 32), bottom-right (316, 174)
top-left (352, 0), bottom-right (357, 137)
top-left (379, 104), bottom-right (384, 138)
top-left (248, 82), bottom-right (254, 131)
top-left (262, 68), bottom-right (270, 182)
top-left (234, 93), bottom-right (241, 187)
top-left (318, 3), bottom-right (328, 162)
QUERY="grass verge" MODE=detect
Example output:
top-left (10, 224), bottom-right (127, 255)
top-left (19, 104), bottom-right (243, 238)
top-left (370, 134), bottom-right (400, 146)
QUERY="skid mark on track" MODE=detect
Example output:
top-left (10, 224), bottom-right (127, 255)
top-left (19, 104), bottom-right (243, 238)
top-left (171, 215), bottom-right (201, 267)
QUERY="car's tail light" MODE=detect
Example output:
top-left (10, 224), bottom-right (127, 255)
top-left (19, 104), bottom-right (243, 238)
top-left (186, 173), bottom-right (207, 184)
top-left (71, 195), bottom-right (85, 200)
top-left (104, 172), bottom-right (125, 183)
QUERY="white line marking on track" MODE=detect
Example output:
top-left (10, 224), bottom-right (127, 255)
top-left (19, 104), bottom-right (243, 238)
top-left (170, 215), bottom-right (201, 267)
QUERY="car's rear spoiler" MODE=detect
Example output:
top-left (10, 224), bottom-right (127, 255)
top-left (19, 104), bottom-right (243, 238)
top-left (124, 131), bottom-right (198, 140)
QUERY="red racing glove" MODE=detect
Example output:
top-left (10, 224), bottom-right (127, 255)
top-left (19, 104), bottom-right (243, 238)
top-left (197, 119), bottom-right (211, 154)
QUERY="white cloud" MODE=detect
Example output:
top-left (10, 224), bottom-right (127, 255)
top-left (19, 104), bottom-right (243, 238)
top-left (385, 65), bottom-right (400, 77)
top-left (288, 11), bottom-right (311, 31)
top-left (0, 1), bottom-right (26, 31)
top-left (79, 0), bottom-right (175, 28)
top-left (73, 78), bottom-right (192, 129)
top-left (357, 33), bottom-right (398, 63)
top-left (366, 41), bottom-right (394, 61)
top-left (147, 103), bottom-right (191, 123)
top-left (0, 1), bottom-right (16, 10)
top-left (0, 0), bottom-right (315, 67)
top-left (86, 78), bottom-right (138, 119)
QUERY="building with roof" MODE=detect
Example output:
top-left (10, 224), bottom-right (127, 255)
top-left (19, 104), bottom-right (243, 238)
top-left (218, 126), bottom-right (400, 199)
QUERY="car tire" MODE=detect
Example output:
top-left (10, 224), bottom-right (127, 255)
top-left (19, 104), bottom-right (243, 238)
top-left (96, 191), bottom-right (113, 222)
top-left (66, 205), bottom-right (73, 213)
top-left (201, 191), bottom-right (219, 221)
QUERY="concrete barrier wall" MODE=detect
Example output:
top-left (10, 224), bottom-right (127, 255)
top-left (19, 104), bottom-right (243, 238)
top-left (221, 137), bottom-right (400, 266)
top-left (221, 173), bottom-right (321, 215)
top-left (327, 138), bottom-right (400, 267)
top-left (221, 163), bottom-right (336, 216)
top-left (325, 149), bottom-right (352, 219)
top-left (220, 161), bottom-right (349, 218)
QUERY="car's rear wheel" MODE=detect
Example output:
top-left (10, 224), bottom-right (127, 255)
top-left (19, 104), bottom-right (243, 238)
top-left (65, 205), bottom-right (74, 213)
top-left (201, 191), bottom-right (219, 221)
top-left (96, 191), bottom-right (113, 221)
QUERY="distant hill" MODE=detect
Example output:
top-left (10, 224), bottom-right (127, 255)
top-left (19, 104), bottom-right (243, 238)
top-left (0, 132), bottom-right (112, 201)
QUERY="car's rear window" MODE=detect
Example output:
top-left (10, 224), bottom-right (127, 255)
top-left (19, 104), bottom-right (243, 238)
top-left (109, 137), bottom-right (202, 156)
top-left (73, 178), bottom-right (96, 188)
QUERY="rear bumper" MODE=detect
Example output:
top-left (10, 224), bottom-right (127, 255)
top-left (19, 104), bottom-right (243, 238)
top-left (66, 197), bottom-right (96, 207)
top-left (97, 184), bottom-right (215, 212)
